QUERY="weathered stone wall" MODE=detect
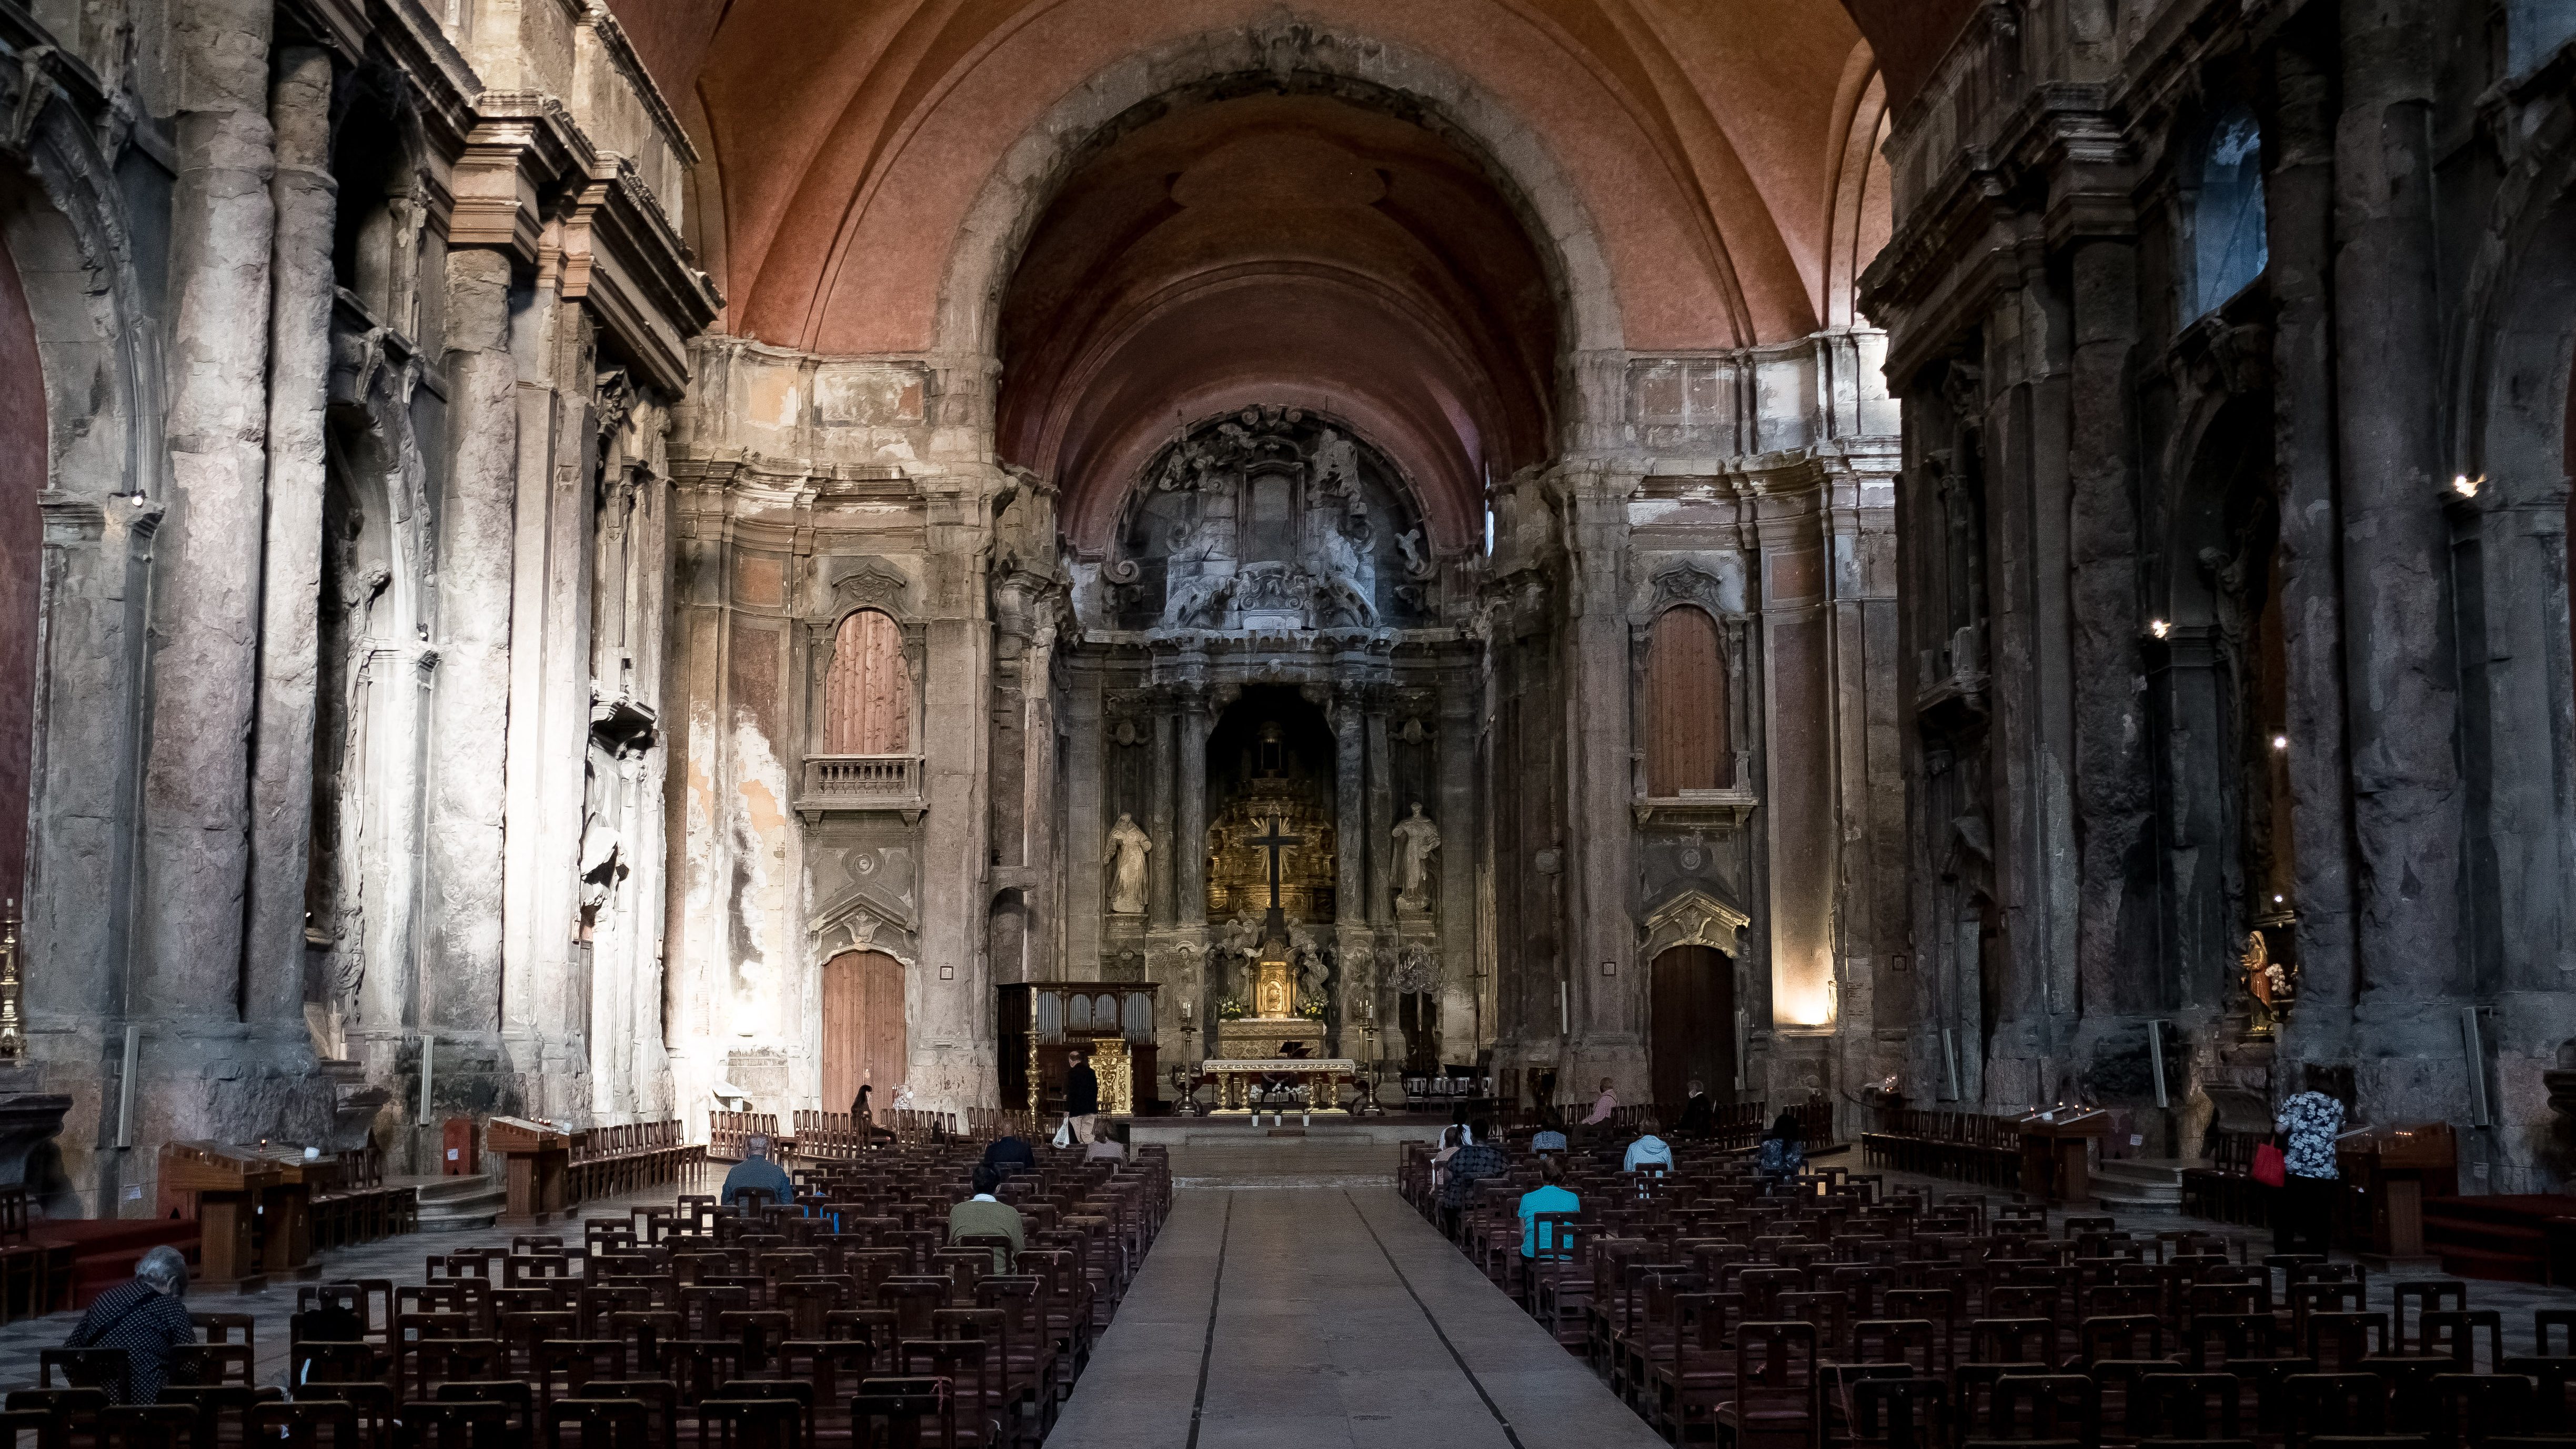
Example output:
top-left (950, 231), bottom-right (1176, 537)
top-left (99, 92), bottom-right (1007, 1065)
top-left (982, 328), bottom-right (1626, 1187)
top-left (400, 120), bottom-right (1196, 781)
top-left (0, 0), bottom-right (715, 1213)
top-left (1866, 0), bottom-right (2576, 1190)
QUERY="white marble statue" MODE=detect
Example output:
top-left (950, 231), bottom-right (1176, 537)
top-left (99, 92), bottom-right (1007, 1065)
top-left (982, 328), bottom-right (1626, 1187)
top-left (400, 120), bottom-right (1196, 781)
top-left (1392, 801), bottom-right (1442, 911)
top-left (1106, 812), bottom-right (1152, 914)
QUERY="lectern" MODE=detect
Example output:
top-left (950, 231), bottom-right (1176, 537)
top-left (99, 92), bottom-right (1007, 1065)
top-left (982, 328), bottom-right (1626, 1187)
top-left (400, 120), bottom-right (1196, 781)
top-left (2015, 1109), bottom-right (2111, 1202)
top-left (2337, 1121), bottom-right (2457, 1259)
top-left (487, 1115), bottom-right (572, 1224)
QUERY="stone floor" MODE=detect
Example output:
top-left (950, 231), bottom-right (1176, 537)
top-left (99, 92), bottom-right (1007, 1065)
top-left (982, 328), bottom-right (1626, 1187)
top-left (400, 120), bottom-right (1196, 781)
top-left (1045, 1181), bottom-right (1662, 1449)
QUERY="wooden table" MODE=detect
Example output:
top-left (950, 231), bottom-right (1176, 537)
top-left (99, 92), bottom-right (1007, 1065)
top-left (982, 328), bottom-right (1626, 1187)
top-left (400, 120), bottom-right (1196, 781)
top-left (160, 1142), bottom-right (325, 1291)
top-left (2015, 1109), bottom-right (2111, 1202)
top-left (488, 1116), bottom-right (572, 1225)
top-left (1201, 1058), bottom-right (1358, 1114)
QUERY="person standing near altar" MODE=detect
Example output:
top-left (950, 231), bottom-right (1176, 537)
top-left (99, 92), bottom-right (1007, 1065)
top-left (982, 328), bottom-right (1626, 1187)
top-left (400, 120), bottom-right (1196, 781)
top-left (1064, 1050), bottom-right (1101, 1145)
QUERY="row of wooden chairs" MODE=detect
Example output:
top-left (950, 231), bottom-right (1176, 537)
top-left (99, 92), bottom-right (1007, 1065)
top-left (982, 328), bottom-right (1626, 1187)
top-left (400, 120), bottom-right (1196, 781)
top-left (2181, 1132), bottom-right (2272, 1226)
top-left (1413, 1127), bottom-right (2576, 1447)
top-left (1860, 1110), bottom-right (2026, 1189)
top-left (11, 1137), bottom-right (1172, 1448)
top-left (705, 1114), bottom-right (778, 1166)
top-left (312, 1148), bottom-right (420, 1251)
top-left (568, 1121), bottom-right (699, 1202)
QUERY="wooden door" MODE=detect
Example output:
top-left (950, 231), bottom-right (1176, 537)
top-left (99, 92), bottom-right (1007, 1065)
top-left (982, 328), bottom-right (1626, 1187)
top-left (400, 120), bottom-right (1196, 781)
top-left (822, 951), bottom-right (908, 1112)
top-left (1649, 945), bottom-right (1734, 1110)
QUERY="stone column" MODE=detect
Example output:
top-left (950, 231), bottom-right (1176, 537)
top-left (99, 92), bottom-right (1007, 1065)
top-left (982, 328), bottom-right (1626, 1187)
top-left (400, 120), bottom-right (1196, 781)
top-left (425, 246), bottom-right (518, 1037)
top-left (1176, 683), bottom-right (1211, 928)
top-left (1365, 700), bottom-right (1394, 924)
top-left (2268, 31), bottom-right (2360, 1048)
top-left (2065, 234), bottom-right (2154, 1017)
top-left (1334, 683), bottom-right (1366, 924)
top-left (137, 0), bottom-right (277, 1021)
top-left (2334, 0), bottom-right (2462, 1093)
top-left (1149, 698), bottom-right (1176, 927)
top-left (245, 47), bottom-right (338, 1031)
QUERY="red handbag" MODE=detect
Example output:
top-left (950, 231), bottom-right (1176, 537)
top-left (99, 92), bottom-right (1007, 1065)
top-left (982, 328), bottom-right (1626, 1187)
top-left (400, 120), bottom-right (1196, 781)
top-left (2251, 1141), bottom-right (2288, 1187)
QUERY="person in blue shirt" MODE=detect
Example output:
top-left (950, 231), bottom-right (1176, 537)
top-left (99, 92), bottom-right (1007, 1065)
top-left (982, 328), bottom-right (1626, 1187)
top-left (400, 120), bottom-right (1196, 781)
top-left (720, 1133), bottom-right (794, 1207)
top-left (1517, 1156), bottom-right (1579, 1260)
top-left (1623, 1129), bottom-right (1674, 1173)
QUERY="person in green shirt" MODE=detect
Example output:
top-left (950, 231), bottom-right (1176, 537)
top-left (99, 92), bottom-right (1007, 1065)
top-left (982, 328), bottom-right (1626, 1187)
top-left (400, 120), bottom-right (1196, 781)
top-left (946, 1163), bottom-right (1025, 1271)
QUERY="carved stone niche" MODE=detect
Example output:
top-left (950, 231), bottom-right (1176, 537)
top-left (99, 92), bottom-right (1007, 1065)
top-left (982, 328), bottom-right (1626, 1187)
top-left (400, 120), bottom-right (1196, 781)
top-left (0, 1063), bottom-right (70, 1195)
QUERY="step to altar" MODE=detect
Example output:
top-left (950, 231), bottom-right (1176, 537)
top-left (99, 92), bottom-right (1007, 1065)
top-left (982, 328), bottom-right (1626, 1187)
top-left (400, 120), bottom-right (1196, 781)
top-left (1124, 1114), bottom-right (1446, 1188)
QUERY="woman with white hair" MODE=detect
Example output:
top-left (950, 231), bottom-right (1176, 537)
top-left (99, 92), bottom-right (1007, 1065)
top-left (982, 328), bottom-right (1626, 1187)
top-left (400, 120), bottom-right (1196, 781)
top-left (61, 1245), bottom-right (197, 1403)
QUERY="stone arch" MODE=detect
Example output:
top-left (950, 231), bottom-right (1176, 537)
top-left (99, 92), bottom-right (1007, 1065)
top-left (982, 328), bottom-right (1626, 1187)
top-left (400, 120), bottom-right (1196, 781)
top-left (0, 92), bottom-right (160, 506)
top-left (2452, 80), bottom-right (2576, 983)
top-left (928, 19), bottom-right (1630, 446)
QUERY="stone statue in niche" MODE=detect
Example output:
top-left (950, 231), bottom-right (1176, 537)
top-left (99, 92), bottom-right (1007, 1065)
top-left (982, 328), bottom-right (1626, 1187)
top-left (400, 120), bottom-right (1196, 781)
top-left (1105, 813), bottom-right (1152, 915)
top-left (1393, 802), bottom-right (1442, 912)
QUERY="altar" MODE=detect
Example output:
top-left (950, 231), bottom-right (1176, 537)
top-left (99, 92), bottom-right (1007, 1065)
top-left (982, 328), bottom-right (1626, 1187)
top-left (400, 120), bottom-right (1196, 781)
top-left (1201, 1058), bottom-right (1360, 1113)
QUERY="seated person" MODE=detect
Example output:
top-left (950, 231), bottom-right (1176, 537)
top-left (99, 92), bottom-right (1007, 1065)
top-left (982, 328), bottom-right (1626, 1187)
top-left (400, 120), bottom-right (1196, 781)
top-left (1583, 1078), bottom-right (1619, 1125)
top-left (1438, 1118), bottom-right (1508, 1239)
top-left (1757, 1111), bottom-right (1805, 1189)
top-left (1084, 1135), bottom-right (1128, 1162)
top-left (1516, 1156), bottom-right (1579, 1261)
top-left (1674, 1078), bottom-right (1715, 1137)
top-left (1623, 1127), bottom-right (1674, 1174)
top-left (720, 1134), bottom-right (794, 1208)
top-left (1530, 1125), bottom-right (1569, 1153)
top-left (947, 1164), bottom-right (1027, 1271)
top-left (1430, 1124), bottom-right (1467, 1194)
top-left (981, 1132), bottom-right (1038, 1179)
top-left (62, 1246), bottom-right (197, 1404)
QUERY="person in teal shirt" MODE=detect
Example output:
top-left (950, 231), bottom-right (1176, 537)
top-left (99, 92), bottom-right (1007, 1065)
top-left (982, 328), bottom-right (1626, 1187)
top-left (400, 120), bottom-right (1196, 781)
top-left (1517, 1156), bottom-right (1579, 1259)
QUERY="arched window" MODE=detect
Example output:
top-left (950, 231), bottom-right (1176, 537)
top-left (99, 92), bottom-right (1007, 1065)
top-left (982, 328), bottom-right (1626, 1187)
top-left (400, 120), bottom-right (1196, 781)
top-left (824, 609), bottom-right (909, 754)
top-left (1644, 606), bottom-right (1731, 793)
top-left (2192, 105), bottom-right (2268, 319)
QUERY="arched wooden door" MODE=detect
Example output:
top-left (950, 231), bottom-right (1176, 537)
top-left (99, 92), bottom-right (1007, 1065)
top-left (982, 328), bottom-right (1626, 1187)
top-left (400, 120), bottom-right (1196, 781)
top-left (1649, 945), bottom-right (1735, 1109)
top-left (822, 951), bottom-right (908, 1111)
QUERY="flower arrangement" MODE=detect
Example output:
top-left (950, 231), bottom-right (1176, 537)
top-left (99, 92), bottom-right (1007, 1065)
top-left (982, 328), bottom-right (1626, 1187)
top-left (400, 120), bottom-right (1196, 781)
top-left (1296, 991), bottom-right (1328, 1021)
top-left (1216, 998), bottom-right (1248, 1021)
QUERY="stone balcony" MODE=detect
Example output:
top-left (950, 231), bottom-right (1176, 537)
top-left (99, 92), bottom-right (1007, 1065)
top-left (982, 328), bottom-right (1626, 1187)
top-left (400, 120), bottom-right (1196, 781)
top-left (797, 754), bottom-right (924, 822)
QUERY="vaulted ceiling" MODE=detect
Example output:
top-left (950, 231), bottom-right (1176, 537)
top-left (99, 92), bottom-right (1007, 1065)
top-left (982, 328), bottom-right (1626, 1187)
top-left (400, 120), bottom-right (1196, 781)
top-left (603, 0), bottom-right (1961, 541)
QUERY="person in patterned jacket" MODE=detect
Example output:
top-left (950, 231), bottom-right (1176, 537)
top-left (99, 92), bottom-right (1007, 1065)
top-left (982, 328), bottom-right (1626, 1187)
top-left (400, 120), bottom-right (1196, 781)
top-left (1440, 1119), bottom-right (1508, 1240)
top-left (61, 1245), bottom-right (197, 1404)
top-left (2272, 1078), bottom-right (2347, 1256)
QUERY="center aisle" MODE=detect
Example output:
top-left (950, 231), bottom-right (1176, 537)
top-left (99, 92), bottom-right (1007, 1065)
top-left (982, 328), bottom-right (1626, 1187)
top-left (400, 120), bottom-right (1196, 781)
top-left (1046, 1181), bottom-right (1664, 1449)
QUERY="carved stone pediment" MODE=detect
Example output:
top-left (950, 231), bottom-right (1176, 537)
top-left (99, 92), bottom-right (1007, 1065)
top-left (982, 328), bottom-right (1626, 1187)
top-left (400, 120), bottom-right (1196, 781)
top-left (828, 558), bottom-right (912, 619)
top-left (1642, 560), bottom-right (1729, 622)
top-left (810, 843), bottom-right (919, 939)
top-left (1641, 885), bottom-right (1754, 959)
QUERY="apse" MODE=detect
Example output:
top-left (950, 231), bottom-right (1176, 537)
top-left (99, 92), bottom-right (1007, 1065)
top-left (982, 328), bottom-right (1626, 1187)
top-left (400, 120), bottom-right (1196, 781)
top-left (993, 87), bottom-right (1560, 555)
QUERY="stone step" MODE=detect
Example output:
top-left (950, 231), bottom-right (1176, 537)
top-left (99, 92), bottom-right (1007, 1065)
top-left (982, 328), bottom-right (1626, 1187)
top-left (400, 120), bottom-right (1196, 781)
top-left (413, 1173), bottom-right (506, 1232)
top-left (2092, 1158), bottom-right (2203, 1187)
